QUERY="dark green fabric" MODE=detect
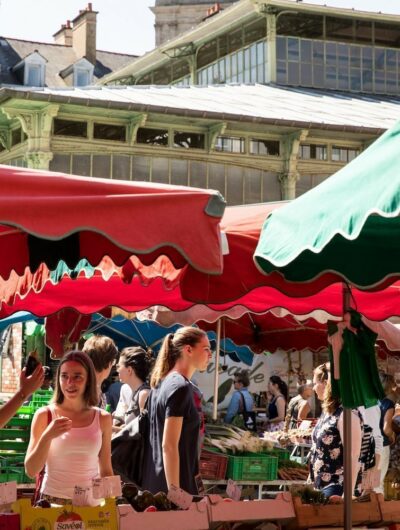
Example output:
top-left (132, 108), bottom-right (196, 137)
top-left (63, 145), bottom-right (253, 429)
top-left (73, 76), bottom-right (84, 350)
top-left (254, 122), bottom-right (400, 288)
top-left (328, 311), bottom-right (384, 408)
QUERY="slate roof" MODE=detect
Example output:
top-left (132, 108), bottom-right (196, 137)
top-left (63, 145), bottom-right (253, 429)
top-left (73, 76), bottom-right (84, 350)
top-left (0, 37), bottom-right (137, 87)
top-left (0, 83), bottom-right (399, 134)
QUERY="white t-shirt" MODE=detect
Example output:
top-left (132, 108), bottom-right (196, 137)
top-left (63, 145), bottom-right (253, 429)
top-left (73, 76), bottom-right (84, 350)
top-left (113, 384), bottom-right (133, 422)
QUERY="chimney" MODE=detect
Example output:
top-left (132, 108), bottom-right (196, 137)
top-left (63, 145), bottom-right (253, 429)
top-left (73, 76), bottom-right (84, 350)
top-left (72, 3), bottom-right (98, 65)
top-left (53, 20), bottom-right (72, 46)
top-left (204, 3), bottom-right (222, 20)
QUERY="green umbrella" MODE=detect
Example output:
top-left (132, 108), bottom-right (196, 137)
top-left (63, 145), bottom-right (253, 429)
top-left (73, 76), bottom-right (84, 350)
top-left (254, 121), bottom-right (400, 291)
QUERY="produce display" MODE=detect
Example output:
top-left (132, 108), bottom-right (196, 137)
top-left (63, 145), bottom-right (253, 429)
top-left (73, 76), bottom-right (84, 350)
top-left (277, 460), bottom-right (309, 481)
top-left (263, 427), bottom-right (313, 447)
top-left (204, 424), bottom-right (273, 454)
top-left (118, 483), bottom-right (172, 512)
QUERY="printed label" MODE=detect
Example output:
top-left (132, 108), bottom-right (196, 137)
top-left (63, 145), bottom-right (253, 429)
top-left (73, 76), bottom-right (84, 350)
top-left (167, 484), bottom-right (193, 510)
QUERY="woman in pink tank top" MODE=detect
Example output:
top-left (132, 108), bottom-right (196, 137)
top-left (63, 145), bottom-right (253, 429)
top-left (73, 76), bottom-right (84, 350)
top-left (25, 351), bottom-right (113, 505)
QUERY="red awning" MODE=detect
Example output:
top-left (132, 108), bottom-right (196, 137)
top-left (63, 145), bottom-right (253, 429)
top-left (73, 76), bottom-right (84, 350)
top-left (0, 164), bottom-right (225, 277)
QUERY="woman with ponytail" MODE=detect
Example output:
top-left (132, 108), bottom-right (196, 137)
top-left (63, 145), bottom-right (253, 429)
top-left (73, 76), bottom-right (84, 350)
top-left (143, 327), bottom-right (211, 495)
top-left (116, 347), bottom-right (154, 426)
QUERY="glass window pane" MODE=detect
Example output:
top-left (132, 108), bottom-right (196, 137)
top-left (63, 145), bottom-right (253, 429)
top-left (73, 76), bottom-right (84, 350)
top-left (132, 156), bottom-right (150, 181)
top-left (226, 166), bottom-right (244, 205)
top-left (112, 155), bottom-right (130, 180)
top-left (50, 154), bottom-right (71, 174)
top-left (72, 155), bottom-right (90, 176)
top-left (137, 128), bottom-right (168, 146)
top-left (92, 155), bottom-right (111, 179)
top-left (301, 40), bottom-right (312, 63)
top-left (288, 62), bottom-right (300, 84)
top-left (190, 161), bottom-right (207, 189)
top-left (93, 123), bottom-right (126, 142)
top-left (276, 37), bottom-right (287, 61)
top-left (262, 171), bottom-right (281, 202)
top-left (244, 168), bottom-right (262, 204)
top-left (174, 131), bottom-right (205, 149)
top-left (171, 159), bottom-right (188, 186)
top-left (53, 119), bottom-right (87, 138)
top-left (151, 157), bottom-right (169, 184)
top-left (208, 163), bottom-right (226, 198)
top-left (287, 38), bottom-right (299, 61)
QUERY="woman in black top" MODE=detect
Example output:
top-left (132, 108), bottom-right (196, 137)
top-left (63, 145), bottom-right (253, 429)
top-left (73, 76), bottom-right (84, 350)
top-left (143, 327), bottom-right (211, 495)
top-left (265, 375), bottom-right (288, 432)
top-left (116, 346), bottom-right (154, 426)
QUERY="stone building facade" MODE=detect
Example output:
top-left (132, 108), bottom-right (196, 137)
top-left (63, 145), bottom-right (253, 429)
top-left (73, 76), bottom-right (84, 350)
top-left (152, 0), bottom-right (237, 46)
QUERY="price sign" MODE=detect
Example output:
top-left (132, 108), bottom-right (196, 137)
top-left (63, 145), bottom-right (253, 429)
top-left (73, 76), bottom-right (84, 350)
top-left (72, 485), bottom-right (91, 506)
top-left (226, 479), bottom-right (241, 501)
top-left (0, 482), bottom-right (16, 505)
top-left (167, 484), bottom-right (193, 510)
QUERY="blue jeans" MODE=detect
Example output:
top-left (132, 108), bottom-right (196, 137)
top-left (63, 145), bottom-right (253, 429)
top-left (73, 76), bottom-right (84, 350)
top-left (321, 483), bottom-right (343, 499)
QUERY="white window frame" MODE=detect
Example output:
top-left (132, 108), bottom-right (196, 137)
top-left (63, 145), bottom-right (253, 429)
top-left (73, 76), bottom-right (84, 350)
top-left (73, 59), bottom-right (94, 87)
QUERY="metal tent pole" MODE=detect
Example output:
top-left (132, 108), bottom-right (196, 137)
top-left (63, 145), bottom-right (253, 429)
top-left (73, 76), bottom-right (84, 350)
top-left (212, 319), bottom-right (222, 421)
top-left (343, 284), bottom-right (352, 530)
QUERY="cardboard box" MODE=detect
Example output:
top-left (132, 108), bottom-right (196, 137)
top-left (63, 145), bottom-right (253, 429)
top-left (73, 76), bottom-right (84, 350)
top-left (291, 493), bottom-right (382, 529)
top-left (378, 493), bottom-right (400, 524)
top-left (16, 498), bottom-right (118, 530)
top-left (207, 492), bottom-right (296, 528)
top-left (118, 501), bottom-right (210, 530)
top-left (0, 512), bottom-right (19, 530)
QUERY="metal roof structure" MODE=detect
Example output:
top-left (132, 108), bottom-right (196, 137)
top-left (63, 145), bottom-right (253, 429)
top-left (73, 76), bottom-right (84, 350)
top-left (1, 84), bottom-right (399, 134)
top-left (101, 0), bottom-right (400, 85)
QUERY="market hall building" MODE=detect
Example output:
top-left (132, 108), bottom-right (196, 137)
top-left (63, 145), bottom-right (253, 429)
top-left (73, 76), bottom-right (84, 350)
top-left (0, 0), bottom-right (400, 204)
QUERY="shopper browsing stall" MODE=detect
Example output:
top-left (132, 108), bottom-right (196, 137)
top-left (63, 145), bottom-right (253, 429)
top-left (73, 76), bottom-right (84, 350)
top-left (310, 363), bottom-right (362, 499)
top-left (224, 371), bottom-right (255, 429)
top-left (25, 351), bottom-right (113, 505)
top-left (116, 346), bottom-right (153, 426)
top-left (265, 375), bottom-right (288, 432)
top-left (143, 327), bottom-right (211, 495)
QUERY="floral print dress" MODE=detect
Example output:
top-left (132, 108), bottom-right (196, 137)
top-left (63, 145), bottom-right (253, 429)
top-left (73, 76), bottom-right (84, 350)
top-left (310, 407), bottom-right (344, 490)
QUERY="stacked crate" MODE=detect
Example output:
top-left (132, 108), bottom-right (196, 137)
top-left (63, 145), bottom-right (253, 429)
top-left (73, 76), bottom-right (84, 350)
top-left (0, 389), bottom-right (53, 484)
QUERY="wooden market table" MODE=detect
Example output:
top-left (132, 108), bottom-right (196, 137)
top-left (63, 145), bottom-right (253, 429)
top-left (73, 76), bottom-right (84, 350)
top-left (203, 479), bottom-right (306, 500)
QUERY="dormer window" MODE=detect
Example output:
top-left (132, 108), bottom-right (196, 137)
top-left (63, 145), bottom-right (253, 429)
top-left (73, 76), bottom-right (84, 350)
top-left (12, 51), bottom-right (47, 87)
top-left (59, 57), bottom-right (94, 87)
top-left (73, 58), bottom-right (94, 87)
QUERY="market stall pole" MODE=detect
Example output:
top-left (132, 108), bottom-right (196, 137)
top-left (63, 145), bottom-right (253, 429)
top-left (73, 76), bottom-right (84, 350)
top-left (212, 319), bottom-right (222, 421)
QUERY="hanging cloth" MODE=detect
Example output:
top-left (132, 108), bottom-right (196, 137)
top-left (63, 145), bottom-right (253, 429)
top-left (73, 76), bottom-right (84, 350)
top-left (327, 309), bottom-right (384, 408)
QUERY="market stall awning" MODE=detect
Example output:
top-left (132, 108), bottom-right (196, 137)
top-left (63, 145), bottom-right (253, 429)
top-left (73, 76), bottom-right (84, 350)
top-left (254, 121), bottom-right (400, 292)
top-left (0, 164), bottom-right (225, 277)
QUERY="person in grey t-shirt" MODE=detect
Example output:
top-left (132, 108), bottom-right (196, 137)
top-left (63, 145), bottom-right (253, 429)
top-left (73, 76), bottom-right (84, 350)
top-left (143, 327), bottom-right (211, 495)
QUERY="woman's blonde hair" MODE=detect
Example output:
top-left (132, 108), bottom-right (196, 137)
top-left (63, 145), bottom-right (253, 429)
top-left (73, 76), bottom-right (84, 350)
top-left (150, 327), bottom-right (207, 388)
top-left (53, 350), bottom-right (98, 407)
top-left (314, 363), bottom-right (341, 414)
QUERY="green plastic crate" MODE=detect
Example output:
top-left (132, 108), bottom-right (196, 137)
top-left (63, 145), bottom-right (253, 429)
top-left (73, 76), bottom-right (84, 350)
top-left (267, 448), bottom-right (291, 463)
top-left (6, 417), bottom-right (32, 428)
top-left (0, 428), bottom-right (30, 441)
top-left (226, 454), bottom-right (278, 481)
top-left (9, 466), bottom-right (34, 484)
top-left (0, 469), bottom-right (20, 483)
top-left (0, 440), bottom-right (29, 451)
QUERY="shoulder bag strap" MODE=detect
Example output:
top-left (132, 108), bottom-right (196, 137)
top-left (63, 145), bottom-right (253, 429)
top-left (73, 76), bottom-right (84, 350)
top-left (239, 391), bottom-right (249, 413)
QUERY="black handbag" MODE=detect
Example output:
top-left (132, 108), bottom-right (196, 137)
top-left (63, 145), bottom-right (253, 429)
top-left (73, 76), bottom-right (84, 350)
top-left (111, 403), bottom-right (149, 487)
top-left (238, 391), bottom-right (257, 432)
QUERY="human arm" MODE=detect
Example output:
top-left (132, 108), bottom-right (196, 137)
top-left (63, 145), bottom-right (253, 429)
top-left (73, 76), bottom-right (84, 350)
top-left (338, 410), bottom-right (362, 496)
top-left (298, 400), bottom-right (311, 421)
top-left (98, 410), bottom-right (113, 477)
top-left (362, 404), bottom-right (383, 469)
top-left (224, 392), bottom-right (241, 424)
top-left (25, 408), bottom-right (72, 478)
top-left (138, 389), bottom-right (150, 413)
top-left (0, 365), bottom-right (44, 429)
top-left (162, 416), bottom-right (183, 490)
top-left (383, 407), bottom-right (395, 444)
